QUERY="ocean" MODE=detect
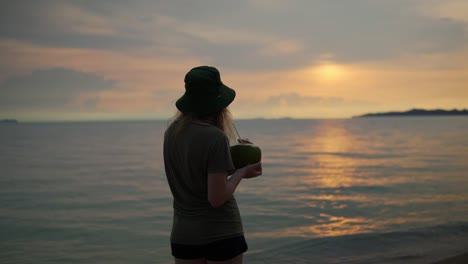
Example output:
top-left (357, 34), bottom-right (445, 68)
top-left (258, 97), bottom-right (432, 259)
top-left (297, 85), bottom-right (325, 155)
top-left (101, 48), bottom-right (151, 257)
top-left (1, 117), bottom-right (467, 264)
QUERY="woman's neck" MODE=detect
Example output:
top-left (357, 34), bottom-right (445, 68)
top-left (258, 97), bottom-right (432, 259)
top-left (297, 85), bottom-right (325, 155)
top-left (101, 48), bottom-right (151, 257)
top-left (192, 116), bottom-right (216, 125)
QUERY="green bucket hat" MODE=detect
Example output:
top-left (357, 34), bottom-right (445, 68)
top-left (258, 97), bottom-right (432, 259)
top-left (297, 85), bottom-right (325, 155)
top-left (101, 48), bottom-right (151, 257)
top-left (176, 66), bottom-right (236, 115)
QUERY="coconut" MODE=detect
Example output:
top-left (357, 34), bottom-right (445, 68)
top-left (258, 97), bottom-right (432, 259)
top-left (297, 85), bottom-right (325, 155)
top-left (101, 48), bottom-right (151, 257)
top-left (230, 143), bottom-right (262, 169)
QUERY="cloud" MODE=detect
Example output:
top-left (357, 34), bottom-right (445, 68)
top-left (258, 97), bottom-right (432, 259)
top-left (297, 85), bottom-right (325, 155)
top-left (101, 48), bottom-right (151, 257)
top-left (172, 1), bottom-right (466, 70)
top-left (0, 39), bottom-right (203, 118)
top-left (0, 1), bottom-right (150, 50)
top-left (1, 0), bottom-right (466, 71)
top-left (231, 93), bottom-right (379, 118)
top-left (83, 97), bottom-right (100, 109)
top-left (0, 68), bottom-right (115, 111)
top-left (423, 0), bottom-right (468, 26)
top-left (0, 1), bottom-right (467, 120)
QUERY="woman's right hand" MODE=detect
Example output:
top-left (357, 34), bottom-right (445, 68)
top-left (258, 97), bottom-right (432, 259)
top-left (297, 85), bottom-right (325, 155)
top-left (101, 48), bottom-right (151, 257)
top-left (239, 162), bottom-right (262, 179)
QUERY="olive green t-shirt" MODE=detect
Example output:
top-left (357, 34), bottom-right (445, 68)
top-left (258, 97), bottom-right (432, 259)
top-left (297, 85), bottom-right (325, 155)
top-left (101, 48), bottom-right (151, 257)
top-left (163, 121), bottom-right (243, 245)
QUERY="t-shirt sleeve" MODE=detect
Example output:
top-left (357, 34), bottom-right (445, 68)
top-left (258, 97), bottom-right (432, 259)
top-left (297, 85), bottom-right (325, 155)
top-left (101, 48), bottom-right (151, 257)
top-left (207, 134), bottom-right (235, 173)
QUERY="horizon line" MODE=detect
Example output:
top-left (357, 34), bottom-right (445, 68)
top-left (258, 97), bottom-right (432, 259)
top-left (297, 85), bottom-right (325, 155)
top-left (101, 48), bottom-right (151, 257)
top-left (3, 117), bottom-right (352, 123)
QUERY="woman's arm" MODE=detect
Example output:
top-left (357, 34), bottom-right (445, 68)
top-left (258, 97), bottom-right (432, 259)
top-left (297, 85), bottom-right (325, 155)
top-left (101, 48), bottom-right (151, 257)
top-left (207, 162), bottom-right (262, 208)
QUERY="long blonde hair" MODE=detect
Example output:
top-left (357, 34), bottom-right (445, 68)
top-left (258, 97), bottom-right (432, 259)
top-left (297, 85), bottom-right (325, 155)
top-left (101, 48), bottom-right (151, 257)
top-left (172, 108), bottom-right (236, 140)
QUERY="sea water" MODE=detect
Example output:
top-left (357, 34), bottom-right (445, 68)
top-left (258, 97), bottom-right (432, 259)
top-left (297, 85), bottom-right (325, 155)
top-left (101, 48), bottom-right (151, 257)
top-left (1, 118), bottom-right (467, 264)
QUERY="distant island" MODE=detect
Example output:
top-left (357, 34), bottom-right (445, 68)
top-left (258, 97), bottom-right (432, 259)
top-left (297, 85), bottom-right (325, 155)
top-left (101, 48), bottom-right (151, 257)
top-left (0, 119), bottom-right (19, 123)
top-left (355, 109), bottom-right (468, 118)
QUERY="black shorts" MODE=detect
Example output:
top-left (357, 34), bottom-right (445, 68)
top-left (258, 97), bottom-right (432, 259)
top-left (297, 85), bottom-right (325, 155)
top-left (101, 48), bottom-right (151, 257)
top-left (171, 235), bottom-right (248, 261)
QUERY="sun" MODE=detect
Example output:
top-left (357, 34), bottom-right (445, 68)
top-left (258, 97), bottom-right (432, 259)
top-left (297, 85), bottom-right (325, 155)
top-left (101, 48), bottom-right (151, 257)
top-left (316, 63), bottom-right (346, 82)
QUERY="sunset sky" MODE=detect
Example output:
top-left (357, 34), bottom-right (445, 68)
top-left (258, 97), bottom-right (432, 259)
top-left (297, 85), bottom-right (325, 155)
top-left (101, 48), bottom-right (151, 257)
top-left (1, 0), bottom-right (467, 121)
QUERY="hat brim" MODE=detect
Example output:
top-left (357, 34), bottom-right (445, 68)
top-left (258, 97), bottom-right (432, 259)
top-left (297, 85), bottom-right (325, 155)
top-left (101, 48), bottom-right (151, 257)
top-left (176, 84), bottom-right (236, 115)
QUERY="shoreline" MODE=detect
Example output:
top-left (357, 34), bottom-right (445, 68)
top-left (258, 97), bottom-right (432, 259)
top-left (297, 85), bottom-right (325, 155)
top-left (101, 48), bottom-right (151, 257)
top-left (431, 252), bottom-right (468, 264)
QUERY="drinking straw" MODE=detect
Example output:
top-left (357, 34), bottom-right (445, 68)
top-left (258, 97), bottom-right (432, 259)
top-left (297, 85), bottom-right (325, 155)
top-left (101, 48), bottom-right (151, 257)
top-left (233, 123), bottom-right (242, 141)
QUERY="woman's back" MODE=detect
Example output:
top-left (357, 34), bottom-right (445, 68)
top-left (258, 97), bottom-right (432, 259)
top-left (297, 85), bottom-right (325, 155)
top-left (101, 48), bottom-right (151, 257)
top-left (164, 121), bottom-right (244, 244)
top-left (164, 66), bottom-right (261, 263)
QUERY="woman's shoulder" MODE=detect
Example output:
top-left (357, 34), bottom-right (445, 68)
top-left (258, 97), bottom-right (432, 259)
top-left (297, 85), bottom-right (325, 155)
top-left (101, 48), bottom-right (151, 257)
top-left (166, 121), bottom-right (226, 138)
top-left (192, 122), bottom-right (226, 138)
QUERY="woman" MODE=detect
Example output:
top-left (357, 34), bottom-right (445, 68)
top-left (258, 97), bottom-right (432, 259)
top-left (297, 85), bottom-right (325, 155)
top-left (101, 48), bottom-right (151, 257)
top-left (164, 66), bottom-right (262, 264)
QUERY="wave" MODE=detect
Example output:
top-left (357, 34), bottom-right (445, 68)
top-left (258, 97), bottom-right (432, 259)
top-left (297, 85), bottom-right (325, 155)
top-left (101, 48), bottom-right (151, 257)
top-left (246, 222), bottom-right (468, 264)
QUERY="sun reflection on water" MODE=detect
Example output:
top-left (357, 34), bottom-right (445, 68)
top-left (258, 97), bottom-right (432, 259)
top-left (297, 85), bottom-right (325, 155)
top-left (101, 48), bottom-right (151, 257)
top-left (296, 121), bottom-right (360, 189)
top-left (249, 213), bottom-right (376, 238)
top-left (240, 119), bottom-right (468, 240)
